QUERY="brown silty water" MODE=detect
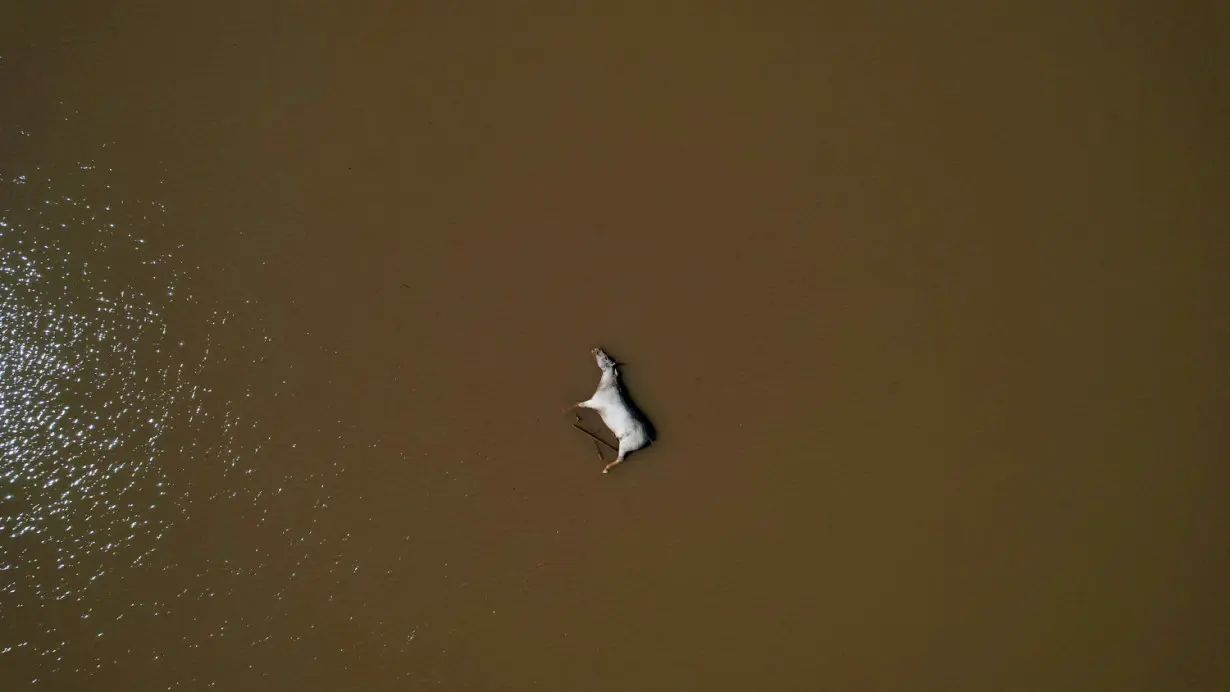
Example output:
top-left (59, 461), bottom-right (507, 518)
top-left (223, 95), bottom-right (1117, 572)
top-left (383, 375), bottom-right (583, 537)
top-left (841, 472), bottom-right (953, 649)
top-left (1, 3), bottom-right (1227, 691)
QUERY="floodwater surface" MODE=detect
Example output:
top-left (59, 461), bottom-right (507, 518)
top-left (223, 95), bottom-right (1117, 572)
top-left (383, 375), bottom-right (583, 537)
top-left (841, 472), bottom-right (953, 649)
top-left (2, 3), bottom-right (1227, 691)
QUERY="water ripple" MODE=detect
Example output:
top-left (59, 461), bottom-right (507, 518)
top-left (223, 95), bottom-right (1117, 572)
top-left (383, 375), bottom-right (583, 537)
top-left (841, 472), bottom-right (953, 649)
top-left (0, 147), bottom-right (264, 654)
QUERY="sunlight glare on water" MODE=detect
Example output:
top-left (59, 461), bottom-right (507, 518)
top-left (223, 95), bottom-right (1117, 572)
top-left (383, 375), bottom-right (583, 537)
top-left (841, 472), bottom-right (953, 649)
top-left (0, 137), bottom-right (276, 680)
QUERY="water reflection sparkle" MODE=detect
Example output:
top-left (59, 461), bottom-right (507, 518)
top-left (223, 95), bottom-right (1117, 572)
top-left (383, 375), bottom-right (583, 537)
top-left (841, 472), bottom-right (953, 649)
top-left (0, 155), bottom-right (255, 628)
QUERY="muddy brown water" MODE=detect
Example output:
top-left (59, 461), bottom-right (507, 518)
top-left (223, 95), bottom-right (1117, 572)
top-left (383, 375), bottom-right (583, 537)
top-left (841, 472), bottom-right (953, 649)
top-left (2, 3), bottom-right (1227, 690)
